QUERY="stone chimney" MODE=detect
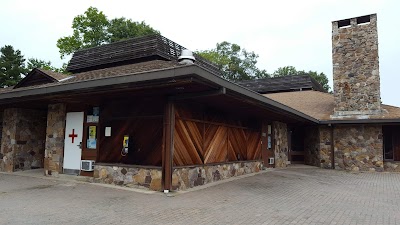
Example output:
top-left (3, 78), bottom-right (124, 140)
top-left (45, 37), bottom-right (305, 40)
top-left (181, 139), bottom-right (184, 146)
top-left (331, 14), bottom-right (381, 118)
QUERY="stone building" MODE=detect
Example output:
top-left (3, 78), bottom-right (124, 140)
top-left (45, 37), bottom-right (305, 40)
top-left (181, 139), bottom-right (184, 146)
top-left (0, 13), bottom-right (399, 192)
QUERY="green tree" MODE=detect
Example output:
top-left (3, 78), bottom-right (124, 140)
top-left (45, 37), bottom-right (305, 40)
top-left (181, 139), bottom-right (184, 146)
top-left (297, 70), bottom-right (330, 92)
top-left (57, 7), bottom-right (159, 59)
top-left (27, 58), bottom-right (69, 74)
top-left (0, 45), bottom-right (27, 87)
top-left (108, 18), bottom-right (159, 43)
top-left (272, 66), bottom-right (298, 77)
top-left (27, 58), bottom-right (53, 71)
top-left (272, 66), bottom-right (330, 92)
top-left (57, 7), bottom-right (109, 58)
top-left (197, 41), bottom-right (269, 81)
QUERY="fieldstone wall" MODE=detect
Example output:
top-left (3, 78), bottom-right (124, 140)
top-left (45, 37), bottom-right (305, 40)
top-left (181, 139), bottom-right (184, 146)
top-left (384, 162), bottom-right (400, 172)
top-left (334, 125), bottom-right (383, 172)
top-left (0, 109), bottom-right (17, 172)
top-left (319, 126), bottom-right (333, 169)
top-left (0, 108), bottom-right (47, 172)
top-left (94, 165), bottom-right (162, 191)
top-left (172, 161), bottom-right (263, 191)
top-left (44, 103), bottom-right (66, 176)
top-left (273, 121), bottom-right (288, 168)
top-left (304, 126), bottom-right (332, 168)
top-left (332, 14), bottom-right (381, 116)
top-left (304, 126), bottom-right (320, 167)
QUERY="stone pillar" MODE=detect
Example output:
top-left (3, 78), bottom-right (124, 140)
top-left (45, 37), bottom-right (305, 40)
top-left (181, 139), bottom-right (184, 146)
top-left (44, 103), bottom-right (66, 176)
top-left (0, 109), bottom-right (17, 172)
top-left (319, 126), bottom-right (333, 169)
top-left (331, 14), bottom-right (381, 117)
top-left (273, 121), bottom-right (288, 168)
top-left (334, 125), bottom-right (383, 172)
top-left (0, 108), bottom-right (47, 172)
top-left (303, 126), bottom-right (333, 168)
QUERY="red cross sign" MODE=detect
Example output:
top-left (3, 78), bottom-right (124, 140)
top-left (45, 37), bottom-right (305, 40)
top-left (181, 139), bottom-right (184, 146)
top-left (68, 129), bottom-right (78, 143)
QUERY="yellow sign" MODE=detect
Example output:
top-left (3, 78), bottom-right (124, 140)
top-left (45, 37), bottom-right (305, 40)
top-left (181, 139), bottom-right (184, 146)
top-left (123, 135), bottom-right (129, 148)
top-left (89, 126), bottom-right (96, 139)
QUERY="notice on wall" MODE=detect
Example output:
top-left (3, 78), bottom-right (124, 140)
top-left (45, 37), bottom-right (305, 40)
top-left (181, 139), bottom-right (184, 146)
top-left (87, 139), bottom-right (96, 149)
top-left (268, 136), bottom-right (272, 149)
top-left (87, 115), bottom-right (93, 123)
top-left (93, 107), bottom-right (100, 116)
top-left (92, 116), bottom-right (99, 123)
top-left (89, 126), bottom-right (96, 139)
top-left (105, 127), bottom-right (111, 137)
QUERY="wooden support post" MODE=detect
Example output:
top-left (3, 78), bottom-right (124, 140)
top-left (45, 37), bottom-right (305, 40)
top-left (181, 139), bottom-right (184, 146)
top-left (162, 100), bottom-right (175, 191)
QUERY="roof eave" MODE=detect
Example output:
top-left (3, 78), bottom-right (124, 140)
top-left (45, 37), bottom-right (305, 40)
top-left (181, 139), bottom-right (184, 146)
top-left (190, 66), bottom-right (320, 124)
top-left (0, 64), bottom-right (320, 124)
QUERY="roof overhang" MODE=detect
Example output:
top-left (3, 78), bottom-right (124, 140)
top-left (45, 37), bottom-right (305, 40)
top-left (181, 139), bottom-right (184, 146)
top-left (0, 64), bottom-right (319, 124)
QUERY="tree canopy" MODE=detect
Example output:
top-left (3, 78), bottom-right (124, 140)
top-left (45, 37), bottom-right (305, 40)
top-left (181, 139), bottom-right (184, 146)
top-left (0, 45), bottom-right (27, 87)
top-left (197, 41), bottom-right (269, 82)
top-left (27, 58), bottom-right (68, 74)
top-left (272, 66), bottom-right (330, 92)
top-left (57, 7), bottom-right (159, 59)
top-left (196, 43), bottom-right (330, 91)
top-left (0, 44), bottom-right (69, 88)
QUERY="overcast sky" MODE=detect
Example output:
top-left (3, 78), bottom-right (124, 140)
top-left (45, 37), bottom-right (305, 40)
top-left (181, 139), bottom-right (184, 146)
top-left (1, 0), bottom-right (399, 106)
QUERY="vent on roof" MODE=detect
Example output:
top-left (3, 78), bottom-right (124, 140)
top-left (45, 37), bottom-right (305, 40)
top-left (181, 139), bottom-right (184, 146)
top-left (178, 49), bottom-right (195, 65)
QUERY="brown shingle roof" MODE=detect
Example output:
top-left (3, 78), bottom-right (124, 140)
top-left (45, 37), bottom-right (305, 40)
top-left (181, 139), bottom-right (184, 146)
top-left (37, 69), bottom-right (70, 81)
top-left (264, 90), bottom-right (400, 121)
top-left (237, 75), bottom-right (326, 94)
top-left (61, 60), bottom-right (180, 84)
top-left (0, 60), bottom-right (182, 94)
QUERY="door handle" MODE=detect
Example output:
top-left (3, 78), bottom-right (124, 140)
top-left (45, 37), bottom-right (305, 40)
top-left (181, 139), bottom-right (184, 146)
top-left (77, 142), bottom-right (82, 149)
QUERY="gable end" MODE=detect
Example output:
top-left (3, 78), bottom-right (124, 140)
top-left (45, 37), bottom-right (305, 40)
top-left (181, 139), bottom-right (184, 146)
top-left (14, 68), bottom-right (58, 89)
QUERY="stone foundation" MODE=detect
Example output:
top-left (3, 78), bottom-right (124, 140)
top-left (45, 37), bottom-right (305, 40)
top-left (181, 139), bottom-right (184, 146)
top-left (334, 125), bottom-right (383, 172)
top-left (172, 161), bottom-right (263, 191)
top-left (384, 161), bottom-right (400, 172)
top-left (0, 108), bottom-right (47, 172)
top-left (273, 122), bottom-right (288, 168)
top-left (44, 103), bottom-right (66, 176)
top-left (93, 165), bottom-right (162, 191)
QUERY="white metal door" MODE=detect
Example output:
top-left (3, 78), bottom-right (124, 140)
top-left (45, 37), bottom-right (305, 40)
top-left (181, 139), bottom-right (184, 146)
top-left (63, 112), bottom-right (84, 171)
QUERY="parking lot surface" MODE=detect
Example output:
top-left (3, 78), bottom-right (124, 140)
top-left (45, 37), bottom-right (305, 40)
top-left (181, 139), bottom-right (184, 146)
top-left (1, 165), bottom-right (400, 225)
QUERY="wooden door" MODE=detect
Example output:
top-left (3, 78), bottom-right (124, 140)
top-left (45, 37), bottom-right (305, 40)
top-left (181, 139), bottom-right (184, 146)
top-left (261, 121), bottom-right (274, 167)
